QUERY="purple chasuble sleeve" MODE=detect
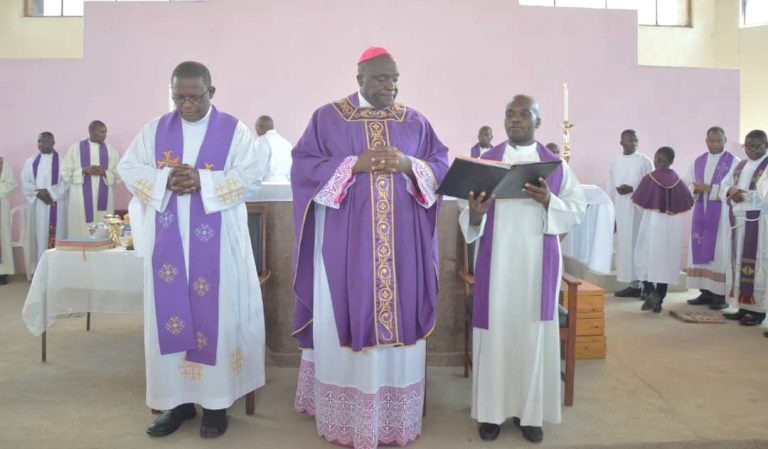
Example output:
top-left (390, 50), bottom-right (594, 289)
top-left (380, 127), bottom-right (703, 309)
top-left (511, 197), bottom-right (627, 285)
top-left (472, 141), bottom-right (564, 328)
top-left (291, 93), bottom-right (449, 351)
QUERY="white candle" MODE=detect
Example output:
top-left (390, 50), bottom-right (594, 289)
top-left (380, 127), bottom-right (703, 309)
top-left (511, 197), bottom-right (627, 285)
top-left (563, 83), bottom-right (569, 122)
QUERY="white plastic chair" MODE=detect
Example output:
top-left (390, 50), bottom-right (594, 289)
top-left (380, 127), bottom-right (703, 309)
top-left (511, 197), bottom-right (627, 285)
top-left (10, 205), bottom-right (31, 281)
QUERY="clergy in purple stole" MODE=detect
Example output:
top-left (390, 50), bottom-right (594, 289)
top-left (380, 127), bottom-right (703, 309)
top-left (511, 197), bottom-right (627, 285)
top-left (684, 127), bottom-right (739, 309)
top-left (631, 147), bottom-right (694, 313)
top-left (460, 95), bottom-right (585, 443)
top-left (292, 48), bottom-right (448, 449)
top-left (721, 130), bottom-right (768, 327)
top-left (117, 61), bottom-right (267, 438)
top-left (470, 125), bottom-right (494, 158)
top-left (61, 120), bottom-right (121, 238)
top-left (22, 131), bottom-right (70, 274)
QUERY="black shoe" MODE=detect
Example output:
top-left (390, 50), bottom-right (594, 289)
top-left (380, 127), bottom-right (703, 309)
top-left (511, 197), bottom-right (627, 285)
top-left (614, 287), bottom-right (641, 298)
top-left (723, 309), bottom-right (746, 320)
top-left (708, 295), bottom-right (728, 310)
top-left (147, 404), bottom-right (196, 437)
top-left (687, 293), bottom-right (712, 305)
top-left (739, 312), bottom-right (766, 327)
top-left (200, 408), bottom-right (228, 438)
top-left (0, 275), bottom-right (7, 285)
top-left (641, 291), bottom-right (660, 311)
top-left (513, 417), bottom-right (543, 443)
top-left (478, 422), bottom-right (500, 441)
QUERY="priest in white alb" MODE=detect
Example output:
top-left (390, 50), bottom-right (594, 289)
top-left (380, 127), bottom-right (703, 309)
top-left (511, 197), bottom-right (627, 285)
top-left (683, 127), bottom-right (739, 310)
top-left (608, 129), bottom-right (654, 298)
top-left (461, 95), bottom-right (586, 443)
top-left (722, 129), bottom-right (768, 328)
top-left (118, 61), bottom-right (267, 438)
top-left (21, 132), bottom-right (69, 274)
top-left (62, 120), bottom-right (121, 237)
top-left (0, 156), bottom-right (17, 285)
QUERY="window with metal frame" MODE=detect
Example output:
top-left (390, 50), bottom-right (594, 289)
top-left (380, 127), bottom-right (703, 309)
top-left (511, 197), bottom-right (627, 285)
top-left (519, 0), bottom-right (691, 27)
top-left (25, 0), bottom-right (200, 18)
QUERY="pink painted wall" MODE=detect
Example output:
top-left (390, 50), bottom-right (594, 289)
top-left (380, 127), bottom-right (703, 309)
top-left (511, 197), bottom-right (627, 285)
top-left (0, 0), bottom-right (740, 214)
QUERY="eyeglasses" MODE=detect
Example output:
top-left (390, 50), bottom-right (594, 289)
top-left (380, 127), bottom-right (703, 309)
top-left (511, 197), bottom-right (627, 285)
top-left (743, 143), bottom-right (766, 151)
top-left (171, 90), bottom-right (210, 105)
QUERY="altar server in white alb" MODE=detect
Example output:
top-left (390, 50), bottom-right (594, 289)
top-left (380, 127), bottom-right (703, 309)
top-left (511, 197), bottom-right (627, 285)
top-left (62, 120), bottom-right (121, 238)
top-left (118, 61), bottom-right (268, 438)
top-left (461, 95), bottom-right (586, 443)
top-left (608, 129), bottom-right (653, 298)
top-left (683, 127), bottom-right (739, 310)
top-left (632, 146), bottom-right (694, 313)
top-left (0, 157), bottom-right (17, 285)
top-left (21, 132), bottom-right (69, 274)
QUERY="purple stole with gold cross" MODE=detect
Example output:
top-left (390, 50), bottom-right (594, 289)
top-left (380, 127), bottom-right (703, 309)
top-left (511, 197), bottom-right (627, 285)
top-left (152, 106), bottom-right (237, 366)
top-left (690, 151), bottom-right (734, 264)
top-left (729, 156), bottom-right (768, 306)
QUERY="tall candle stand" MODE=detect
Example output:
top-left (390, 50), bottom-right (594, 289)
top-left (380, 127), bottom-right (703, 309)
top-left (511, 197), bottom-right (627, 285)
top-left (560, 120), bottom-right (574, 162)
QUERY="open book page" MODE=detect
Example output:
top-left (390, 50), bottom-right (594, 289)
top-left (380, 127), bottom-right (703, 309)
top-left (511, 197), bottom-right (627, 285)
top-left (492, 160), bottom-right (561, 199)
top-left (436, 157), bottom-right (510, 199)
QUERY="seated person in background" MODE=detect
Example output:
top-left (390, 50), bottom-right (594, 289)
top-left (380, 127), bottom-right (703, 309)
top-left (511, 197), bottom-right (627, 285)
top-left (631, 146), bottom-right (694, 313)
top-left (722, 129), bottom-right (768, 327)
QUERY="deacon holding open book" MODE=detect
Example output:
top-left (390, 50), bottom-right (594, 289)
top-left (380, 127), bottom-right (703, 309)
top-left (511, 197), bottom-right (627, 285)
top-left (459, 95), bottom-right (586, 443)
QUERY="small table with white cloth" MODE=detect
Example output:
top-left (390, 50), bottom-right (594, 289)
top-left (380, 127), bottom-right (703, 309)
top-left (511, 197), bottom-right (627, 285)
top-left (561, 185), bottom-right (615, 274)
top-left (22, 247), bottom-right (144, 361)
